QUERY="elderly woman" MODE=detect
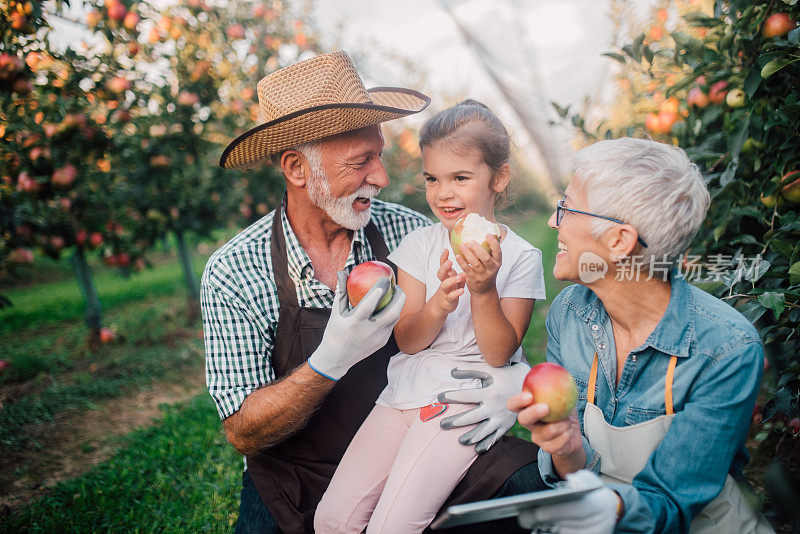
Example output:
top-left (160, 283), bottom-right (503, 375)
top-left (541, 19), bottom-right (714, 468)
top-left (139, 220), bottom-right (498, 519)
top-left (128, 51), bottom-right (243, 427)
top-left (508, 138), bottom-right (772, 533)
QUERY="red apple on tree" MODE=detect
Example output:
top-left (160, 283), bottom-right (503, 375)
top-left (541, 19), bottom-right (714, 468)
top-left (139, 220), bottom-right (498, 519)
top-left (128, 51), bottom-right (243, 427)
top-left (52, 164), bottom-right (77, 187)
top-left (763, 13), bottom-right (796, 38)
top-left (8, 247), bottom-right (34, 263)
top-left (107, 2), bottom-right (127, 21)
top-left (89, 232), bottom-right (104, 248)
top-left (686, 87), bottom-right (710, 108)
top-left (522, 362), bottom-right (578, 423)
top-left (106, 76), bottom-right (131, 94)
top-left (347, 260), bottom-right (396, 311)
top-left (708, 81), bottom-right (729, 105)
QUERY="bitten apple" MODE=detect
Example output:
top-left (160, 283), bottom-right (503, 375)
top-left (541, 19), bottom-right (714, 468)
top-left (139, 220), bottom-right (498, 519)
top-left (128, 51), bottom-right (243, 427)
top-left (450, 213), bottom-right (502, 257)
top-left (523, 362), bottom-right (578, 423)
top-left (346, 260), bottom-right (395, 311)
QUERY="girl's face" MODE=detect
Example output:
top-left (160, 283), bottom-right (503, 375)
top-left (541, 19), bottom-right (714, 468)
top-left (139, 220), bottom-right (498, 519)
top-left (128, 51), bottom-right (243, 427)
top-left (422, 143), bottom-right (508, 230)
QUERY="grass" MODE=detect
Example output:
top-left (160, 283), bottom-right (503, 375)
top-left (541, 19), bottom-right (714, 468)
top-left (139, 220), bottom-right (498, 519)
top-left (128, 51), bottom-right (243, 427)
top-left (0, 253), bottom-right (206, 336)
top-left (1, 395), bottom-right (241, 533)
top-left (0, 295), bottom-right (205, 451)
top-left (1, 212), bottom-right (562, 530)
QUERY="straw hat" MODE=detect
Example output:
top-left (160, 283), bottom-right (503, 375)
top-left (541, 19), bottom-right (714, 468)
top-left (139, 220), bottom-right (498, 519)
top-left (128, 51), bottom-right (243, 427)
top-left (219, 51), bottom-right (430, 170)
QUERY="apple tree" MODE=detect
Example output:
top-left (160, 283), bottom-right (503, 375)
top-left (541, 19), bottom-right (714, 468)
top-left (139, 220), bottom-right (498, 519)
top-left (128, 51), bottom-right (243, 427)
top-left (1, 0), bottom-right (144, 345)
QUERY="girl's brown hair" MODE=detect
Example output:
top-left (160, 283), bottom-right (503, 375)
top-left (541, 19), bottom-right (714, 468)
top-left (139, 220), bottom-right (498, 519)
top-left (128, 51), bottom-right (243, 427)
top-left (418, 99), bottom-right (511, 175)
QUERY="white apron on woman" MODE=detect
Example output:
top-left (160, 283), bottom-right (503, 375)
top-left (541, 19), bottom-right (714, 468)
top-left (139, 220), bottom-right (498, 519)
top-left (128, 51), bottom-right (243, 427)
top-left (582, 353), bottom-right (773, 533)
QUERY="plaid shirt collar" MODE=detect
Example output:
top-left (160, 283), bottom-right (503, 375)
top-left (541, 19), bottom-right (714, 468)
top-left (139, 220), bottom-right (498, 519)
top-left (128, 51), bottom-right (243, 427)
top-left (279, 199), bottom-right (371, 293)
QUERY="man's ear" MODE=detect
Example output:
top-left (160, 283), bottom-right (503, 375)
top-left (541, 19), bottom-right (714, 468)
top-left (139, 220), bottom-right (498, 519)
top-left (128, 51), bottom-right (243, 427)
top-left (281, 150), bottom-right (311, 188)
top-left (604, 225), bottom-right (640, 262)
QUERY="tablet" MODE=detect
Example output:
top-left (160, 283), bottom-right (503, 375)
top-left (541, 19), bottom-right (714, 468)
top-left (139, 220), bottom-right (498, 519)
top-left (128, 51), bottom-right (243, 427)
top-left (430, 484), bottom-right (598, 530)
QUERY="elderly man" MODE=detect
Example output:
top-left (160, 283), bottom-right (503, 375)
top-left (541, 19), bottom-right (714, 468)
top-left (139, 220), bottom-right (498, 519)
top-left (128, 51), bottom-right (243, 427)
top-left (203, 51), bottom-right (542, 534)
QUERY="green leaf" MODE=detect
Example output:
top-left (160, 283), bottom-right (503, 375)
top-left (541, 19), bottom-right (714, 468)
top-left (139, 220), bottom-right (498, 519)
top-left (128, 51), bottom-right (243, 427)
top-left (602, 52), bottom-right (626, 64)
top-left (744, 68), bottom-right (762, 98)
top-left (714, 222), bottom-right (728, 241)
top-left (720, 160), bottom-right (738, 187)
top-left (771, 239), bottom-right (794, 258)
top-left (789, 261), bottom-right (800, 284)
top-left (780, 0), bottom-right (798, 5)
top-left (781, 104), bottom-right (800, 116)
top-left (728, 113), bottom-right (751, 161)
top-left (761, 57), bottom-right (796, 78)
top-left (758, 292), bottom-right (786, 320)
top-left (789, 28), bottom-right (800, 45)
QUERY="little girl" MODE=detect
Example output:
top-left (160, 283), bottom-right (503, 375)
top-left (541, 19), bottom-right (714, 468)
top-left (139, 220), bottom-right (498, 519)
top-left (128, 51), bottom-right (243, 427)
top-left (314, 100), bottom-right (546, 534)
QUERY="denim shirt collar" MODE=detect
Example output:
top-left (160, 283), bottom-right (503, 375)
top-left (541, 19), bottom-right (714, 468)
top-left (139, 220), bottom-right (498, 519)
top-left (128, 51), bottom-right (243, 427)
top-left (576, 272), bottom-right (695, 358)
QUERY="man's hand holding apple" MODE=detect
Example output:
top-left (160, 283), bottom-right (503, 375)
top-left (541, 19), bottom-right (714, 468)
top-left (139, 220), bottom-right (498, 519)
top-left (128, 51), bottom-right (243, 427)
top-left (453, 235), bottom-right (502, 295)
top-left (307, 271), bottom-right (406, 381)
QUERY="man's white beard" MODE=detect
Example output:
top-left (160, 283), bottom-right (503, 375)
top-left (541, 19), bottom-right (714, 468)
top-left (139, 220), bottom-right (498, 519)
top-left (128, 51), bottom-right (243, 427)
top-left (306, 167), bottom-right (380, 230)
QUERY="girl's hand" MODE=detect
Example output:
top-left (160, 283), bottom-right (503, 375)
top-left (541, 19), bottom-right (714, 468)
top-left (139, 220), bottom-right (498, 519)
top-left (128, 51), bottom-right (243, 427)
top-left (455, 235), bottom-right (502, 295)
top-left (507, 391), bottom-right (584, 458)
top-left (432, 271), bottom-right (465, 315)
top-left (437, 249), bottom-right (458, 282)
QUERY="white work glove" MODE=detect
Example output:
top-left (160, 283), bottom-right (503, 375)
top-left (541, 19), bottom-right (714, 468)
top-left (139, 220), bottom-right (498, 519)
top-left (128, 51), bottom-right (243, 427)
top-left (518, 470), bottom-right (618, 534)
top-left (438, 361), bottom-right (530, 453)
top-left (308, 271), bottom-right (406, 381)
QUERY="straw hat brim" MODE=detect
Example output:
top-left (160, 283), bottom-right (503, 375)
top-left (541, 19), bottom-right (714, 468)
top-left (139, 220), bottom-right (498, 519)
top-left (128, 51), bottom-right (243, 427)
top-left (219, 87), bottom-right (430, 170)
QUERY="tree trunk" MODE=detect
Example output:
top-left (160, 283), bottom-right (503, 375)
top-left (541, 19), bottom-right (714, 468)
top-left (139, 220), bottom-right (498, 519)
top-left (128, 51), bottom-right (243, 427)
top-left (174, 230), bottom-right (200, 323)
top-left (71, 247), bottom-right (102, 350)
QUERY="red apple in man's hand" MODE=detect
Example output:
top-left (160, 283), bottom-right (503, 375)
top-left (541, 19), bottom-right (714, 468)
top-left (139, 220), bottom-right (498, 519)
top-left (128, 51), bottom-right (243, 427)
top-left (523, 362), bottom-right (578, 423)
top-left (347, 260), bottom-right (395, 311)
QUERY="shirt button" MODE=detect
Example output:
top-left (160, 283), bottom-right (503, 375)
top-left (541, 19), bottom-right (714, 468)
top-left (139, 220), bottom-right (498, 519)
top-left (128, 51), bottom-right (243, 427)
top-left (591, 324), bottom-right (599, 331)
top-left (598, 343), bottom-right (605, 350)
top-left (632, 355), bottom-right (637, 362)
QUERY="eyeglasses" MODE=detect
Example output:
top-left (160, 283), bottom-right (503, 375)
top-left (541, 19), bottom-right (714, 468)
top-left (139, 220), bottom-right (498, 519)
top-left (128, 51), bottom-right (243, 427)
top-left (555, 196), bottom-right (648, 248)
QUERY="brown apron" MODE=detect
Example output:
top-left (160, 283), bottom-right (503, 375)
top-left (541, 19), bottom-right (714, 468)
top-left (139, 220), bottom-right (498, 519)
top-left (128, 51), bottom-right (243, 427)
top-left (245, 207), bottom-right (539, 533)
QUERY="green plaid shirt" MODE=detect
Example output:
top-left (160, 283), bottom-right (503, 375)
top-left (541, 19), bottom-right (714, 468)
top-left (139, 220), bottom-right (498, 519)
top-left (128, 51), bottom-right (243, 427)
top-left (201, 199), bottom-right (430, 420)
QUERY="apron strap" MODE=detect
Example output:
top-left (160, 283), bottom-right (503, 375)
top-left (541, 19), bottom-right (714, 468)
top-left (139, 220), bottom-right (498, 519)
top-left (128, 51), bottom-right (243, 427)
top-left (586, 352), bottom-right (678, 414)
top-left (665, 355), bottom-right (677, 415)
top-left (588, 352), bottom-right (598, 405)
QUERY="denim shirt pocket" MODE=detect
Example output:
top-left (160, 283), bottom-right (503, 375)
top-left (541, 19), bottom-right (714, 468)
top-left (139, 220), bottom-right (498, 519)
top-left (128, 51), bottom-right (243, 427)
top-left (625, 406), bottom-right (667, 425)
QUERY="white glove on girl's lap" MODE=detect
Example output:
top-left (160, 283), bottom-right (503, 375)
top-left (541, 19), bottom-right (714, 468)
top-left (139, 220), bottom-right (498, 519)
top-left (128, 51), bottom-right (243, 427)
top-left (517, 471), bottom-right (618, 534)
top-left (438, 361), bottom-right (530, 453)
top-left (308, 271), bottom-right (406, 381)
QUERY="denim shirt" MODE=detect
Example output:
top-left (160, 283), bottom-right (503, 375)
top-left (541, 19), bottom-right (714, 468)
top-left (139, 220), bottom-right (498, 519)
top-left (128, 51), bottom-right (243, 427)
top-left (538, 274), bottom-right (764, 533)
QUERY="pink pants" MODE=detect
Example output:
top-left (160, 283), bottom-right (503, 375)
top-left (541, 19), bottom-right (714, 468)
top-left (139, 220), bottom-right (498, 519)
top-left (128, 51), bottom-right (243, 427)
top-left (314, 403), bottom-right (478, 534)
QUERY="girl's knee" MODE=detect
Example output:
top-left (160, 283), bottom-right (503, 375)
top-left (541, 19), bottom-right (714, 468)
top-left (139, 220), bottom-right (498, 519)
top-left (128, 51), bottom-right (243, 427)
top-left (314, 494), bottom-right (369, 534)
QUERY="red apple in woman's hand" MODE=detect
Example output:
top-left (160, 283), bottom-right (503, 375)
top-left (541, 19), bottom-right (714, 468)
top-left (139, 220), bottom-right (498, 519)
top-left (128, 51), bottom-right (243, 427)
top-left (347, 260), bottom-right (395, 311)
top-left (523, 362), bottom-right (578, 423)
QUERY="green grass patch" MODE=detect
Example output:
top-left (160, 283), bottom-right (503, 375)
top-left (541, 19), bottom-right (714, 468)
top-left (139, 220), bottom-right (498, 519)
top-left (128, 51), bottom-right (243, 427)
top-left (1, 394), bottom-right (240, 533)
top-left (0, 254), bottom-right (207, 335)
top-left (0, 294), bottom-right (204, 451)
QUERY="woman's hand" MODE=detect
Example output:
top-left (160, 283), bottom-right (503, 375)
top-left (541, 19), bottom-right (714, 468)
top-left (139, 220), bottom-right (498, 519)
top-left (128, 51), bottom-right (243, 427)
top-left (432, 249), bottom-right (465, 315)
top-left (455, 235), bottom-right (501, 295)
top-left (508, 391), bottom-right (584, 458)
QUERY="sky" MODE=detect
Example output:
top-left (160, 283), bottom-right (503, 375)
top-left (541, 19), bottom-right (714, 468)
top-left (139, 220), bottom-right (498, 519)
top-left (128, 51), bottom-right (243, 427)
top-left (312, 0), bottom-right (624, 190)
top-left (48, 0), bottom-right (655, 191)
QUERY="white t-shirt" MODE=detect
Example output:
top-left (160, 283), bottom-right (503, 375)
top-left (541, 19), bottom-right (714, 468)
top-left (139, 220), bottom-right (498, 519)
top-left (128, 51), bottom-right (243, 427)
top-left (376, 222), bottom-right (546, 409)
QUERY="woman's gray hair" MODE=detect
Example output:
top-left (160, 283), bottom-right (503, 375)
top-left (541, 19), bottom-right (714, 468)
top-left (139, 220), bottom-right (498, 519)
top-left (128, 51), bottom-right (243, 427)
top-left (574, 137), bottom-right (710, 268)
